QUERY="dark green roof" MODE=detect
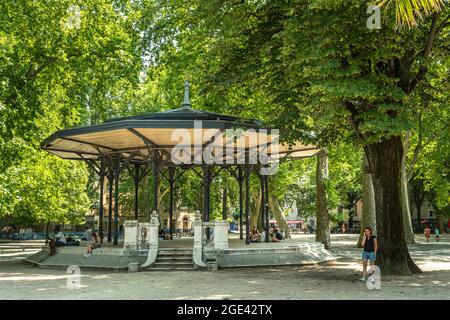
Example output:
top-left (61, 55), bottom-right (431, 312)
top-left (105, 107), bottom-right (263, 126)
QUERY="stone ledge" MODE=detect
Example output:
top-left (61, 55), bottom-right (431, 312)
top-left (204, 242), bottom-right (337, 268)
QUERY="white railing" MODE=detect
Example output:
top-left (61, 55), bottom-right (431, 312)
top-left (140, 211), bottom-right (159, 268)
top-left (193, 211), bottom-right (207, 268)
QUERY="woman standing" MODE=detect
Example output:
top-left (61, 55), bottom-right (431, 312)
top-left (361, 227), bottom-right (377, 282)
top-left (424, 225), bottom-right (431, 243)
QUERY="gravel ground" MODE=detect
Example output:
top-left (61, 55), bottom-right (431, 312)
top-left (0, 234), bottom-right (449, 300)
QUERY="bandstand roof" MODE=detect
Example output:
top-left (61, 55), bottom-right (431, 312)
top-left (41, 82), bottom-right (320, 165)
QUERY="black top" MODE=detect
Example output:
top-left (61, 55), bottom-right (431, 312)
top-left (275, 231), bottom-right (283, 241)
top-left (364, 235), bottom-right (376, 252)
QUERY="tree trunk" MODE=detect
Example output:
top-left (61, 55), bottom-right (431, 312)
top-left (401, 133), bottom-right (415, 243)
top-left (357, 154), bottom-right (376, 247)
top-left (416, 202), bottom-right (421, 231)
top-left (413, 191), bottom-right (423, 232)
top-left (400, 165), bottom-right (415, 243)
top-left (268, 195), bottom-right (291, 239)
top-left (366, 136), bottom-right (421, 275)
top-left (250, 189), bottom-right (262, 229)
top-left (412, 180), bottom-right (424, 232)
top-left (158, 184), bottom-right (169, 215)
top-left (315, 149), bottom-right (330, 250)
top-left (45, 221), bottom-right (50, 245)
top-left (436, 214), bottom-right (443, 233)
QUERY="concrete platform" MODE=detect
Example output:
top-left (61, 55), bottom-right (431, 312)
top-left (24, 245), bottom-right (148, 271)
top-left (23, 237), bottom-right (337, 271)
top-left (206, 242), bottom-right (336, 268)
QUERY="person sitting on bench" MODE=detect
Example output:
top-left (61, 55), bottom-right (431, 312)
top-left (48, 226), bottom-right (67, 255)
top-left (84, 231), bottom-right (100, 257)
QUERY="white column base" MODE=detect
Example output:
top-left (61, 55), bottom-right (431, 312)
top-left (214, 220), bottom-right (229, 250)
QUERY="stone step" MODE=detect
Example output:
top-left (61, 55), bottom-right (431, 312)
top-left (149, 267), bottom-right (195, 271)
top-left (158, 249), bottom-right (193, 253)
top-left (154, 261), bottom-right (193, 266)
top-left (156, 257), bottom-right (192, 262)
top-left (0, 248), bottom-right (40, 253)
top-left (157, 252), bottom-right (192, 257)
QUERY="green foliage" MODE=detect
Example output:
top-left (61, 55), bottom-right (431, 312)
top-left (0, 149), bottom-right (90, 224)
top-left (0, 0), bottom-right (142, 224)
top-left (1, 0), bottom-right (448, 232)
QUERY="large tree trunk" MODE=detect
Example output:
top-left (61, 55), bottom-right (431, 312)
top-left (401, 133), bottom-right (415, 243)
top-left (315, 149), bottom-right (330, 250)
top-left (357, 154), bottom-right (376, 247)
top-left (366, 136), bottom-right (421, 275)
top-left (268, 195), bottom-right (291, 239)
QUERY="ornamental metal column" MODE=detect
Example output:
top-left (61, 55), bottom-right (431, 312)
top-left (107, 168), bottom-right (113, 243)
top-left (222, 183), bottom-right (227, 220)
top-left (202, 164), bottom-right (211, 240)
top-left (202, 165), bottom-right (211, 222)
top-left (260, 172), bottom-right (265, 237)
top-left (245, 154), bottom-right (251, 245)
top-left (168, 167), bottom-right (175, 239)
top-left (98, 159), bottom-right (106, 243)
top-left (238, 166), bottom-right (244, 240)
top-left (264, 174), bottom-right (270, 242)
top-left (151, 152), bottom-right (160, 215)
top-left (134, 164), bottom-right (140, 220)
top-left (113, 156), bottom-right (120, 245)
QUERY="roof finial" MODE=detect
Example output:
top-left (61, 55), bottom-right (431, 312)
top-left (182, 80), bottom-right (192, 108)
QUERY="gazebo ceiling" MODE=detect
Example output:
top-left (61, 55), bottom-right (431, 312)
top-left (41, 82), bottom-right (320, 165)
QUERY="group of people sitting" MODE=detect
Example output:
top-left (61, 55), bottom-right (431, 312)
top-left (48, 225), bottom-right (101, 257)
top-left (250, 226), bottom-right (284, 243)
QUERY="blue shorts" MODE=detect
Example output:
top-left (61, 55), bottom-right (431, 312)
top-left (362, 251), bottom-right (376, 261)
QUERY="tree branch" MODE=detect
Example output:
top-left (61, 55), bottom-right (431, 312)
top-left (344, 101), bottom-right (366, 141)
top-left (409, 13), bottom-right (442, 92)
top-left (406, 119), bottom-right (448, 181)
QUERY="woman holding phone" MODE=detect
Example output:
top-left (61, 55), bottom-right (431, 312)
top-left (361, 227), bottom-right (377, 282)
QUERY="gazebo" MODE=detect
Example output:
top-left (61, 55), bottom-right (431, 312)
top-left (41, 82), bottom-right (320, 246)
